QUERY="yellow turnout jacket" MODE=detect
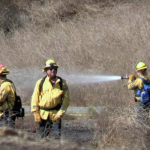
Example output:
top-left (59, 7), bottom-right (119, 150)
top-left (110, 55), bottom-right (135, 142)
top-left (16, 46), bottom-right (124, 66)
top-left (128, 75), bottom-right (150, 101)
top-left (0, 79), bottom-right (15, 116)
top-left (31, 76), bottom-right (70, 120)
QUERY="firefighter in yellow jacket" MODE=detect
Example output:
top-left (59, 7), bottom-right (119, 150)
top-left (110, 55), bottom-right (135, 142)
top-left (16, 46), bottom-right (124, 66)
top-left (0, 64), bottom-right (16, 127)
top-left (31, 59), bottom-right (70, 139)
top-left (128, 62), bottom-right (150, 123)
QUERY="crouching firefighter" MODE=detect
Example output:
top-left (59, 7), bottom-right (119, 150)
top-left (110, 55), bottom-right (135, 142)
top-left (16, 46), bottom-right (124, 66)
top-left (128, 62), bottom-right (150, 124)
top-left (0, 65), bottom-right (16, 128)
top-left (31, 59), bottom-right (70, 139)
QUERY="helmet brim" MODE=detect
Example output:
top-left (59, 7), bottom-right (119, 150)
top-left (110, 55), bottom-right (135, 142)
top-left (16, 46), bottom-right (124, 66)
top-left (136, 67), bottom-right (147, 71)
top-left (42, 66), bottom-right (58, 72)
top-left (0, 71), bottom-right (9, 75)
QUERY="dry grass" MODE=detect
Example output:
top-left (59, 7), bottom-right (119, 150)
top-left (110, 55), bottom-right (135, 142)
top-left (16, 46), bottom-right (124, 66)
top-left (90, 107), bottom-right (150, 150)
top-left (0, 126), bottom-right (93, 150)
top-left (1, 0), bottom-right (150, 149)
top-left (0, 0), bottom-right (142, 106)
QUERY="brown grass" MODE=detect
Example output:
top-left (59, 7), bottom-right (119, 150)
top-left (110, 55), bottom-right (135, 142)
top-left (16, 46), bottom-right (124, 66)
top-left (88, 107), bottom-right (150, 150)
top-left (1, 0), bottom-right (150, 149)
top-left (0, 126), bottom-right (93, 150)
top-left (0, 0), bottom-right (140, 106)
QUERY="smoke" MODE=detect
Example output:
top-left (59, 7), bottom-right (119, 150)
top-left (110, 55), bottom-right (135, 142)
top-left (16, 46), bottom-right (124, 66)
top-left (7, 68), bottom-right (43, 101)
top-left (8, 67), bottom-right (122, 88)
top-left (7, 67), bottom-right (121, 102)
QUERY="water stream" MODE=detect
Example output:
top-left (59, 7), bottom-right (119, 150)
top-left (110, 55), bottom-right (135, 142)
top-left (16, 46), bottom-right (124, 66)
top-left (64, 74), bottom-right (121, 84)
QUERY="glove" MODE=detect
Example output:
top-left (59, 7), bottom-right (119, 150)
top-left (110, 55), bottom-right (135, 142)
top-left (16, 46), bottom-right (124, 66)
top-left (52, 113), bottom-right (61, 123)
top-left (34, 112), bottom-right (41, 123)
top-left (0, 113), bottom-right (3, 119)
top-left (129, 75), bottom-right (135, 81)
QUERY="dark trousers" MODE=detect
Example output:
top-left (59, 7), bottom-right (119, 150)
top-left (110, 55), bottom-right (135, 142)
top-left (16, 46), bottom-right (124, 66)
top-left (136, 101), bottom-right (150, 124)
top-left (0, 111), bottom-right (16, 128)
top-left (39, 118), bottom-right (61, 139)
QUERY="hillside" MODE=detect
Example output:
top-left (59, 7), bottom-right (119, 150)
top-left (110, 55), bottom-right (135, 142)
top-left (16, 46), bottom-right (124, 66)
top-left (1, 0), bottom-right (149, 106)
top-left (1, 0), bottom-right (150, 149)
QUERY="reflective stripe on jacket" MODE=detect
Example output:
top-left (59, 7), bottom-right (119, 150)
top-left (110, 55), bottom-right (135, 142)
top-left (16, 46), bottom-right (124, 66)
top-left (31, 76), bottom-right (70, 120)
top-left (0, 79), bottom-right (15, 115)
top-left (127, 75), bottom-right (150, 101)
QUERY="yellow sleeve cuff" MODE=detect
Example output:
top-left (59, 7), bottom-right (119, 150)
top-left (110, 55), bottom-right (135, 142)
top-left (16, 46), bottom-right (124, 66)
top-left (57, 109), bottom-right (65, 116)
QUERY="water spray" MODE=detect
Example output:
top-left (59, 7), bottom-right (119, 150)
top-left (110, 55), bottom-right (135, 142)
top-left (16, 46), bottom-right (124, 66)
top-left (9, 68), bottom-right (130, 88)
top-left (62, 74), bottom-right (124, 85)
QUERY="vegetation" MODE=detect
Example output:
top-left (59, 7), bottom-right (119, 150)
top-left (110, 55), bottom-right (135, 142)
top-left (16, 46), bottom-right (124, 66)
top-left (1, 0), bottom-right (150, 149)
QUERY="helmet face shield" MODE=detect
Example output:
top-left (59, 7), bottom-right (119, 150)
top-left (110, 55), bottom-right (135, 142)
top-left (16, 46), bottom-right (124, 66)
top-left (45, 63), bottom-right (57, 67)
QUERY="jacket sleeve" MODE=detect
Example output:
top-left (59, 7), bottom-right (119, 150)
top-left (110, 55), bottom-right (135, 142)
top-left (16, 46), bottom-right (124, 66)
top-left (127, 78), bottom-right (143, 90)
top-left (0, 83), bottom-right (10, 103)
top-left (57, 80), bottom-right (70, 116)
top-left (31, 79), bottom-right (41, 112)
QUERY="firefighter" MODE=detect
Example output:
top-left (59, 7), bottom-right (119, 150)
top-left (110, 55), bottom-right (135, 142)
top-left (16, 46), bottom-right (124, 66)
top-left (128, 62), bottom-right (150, 123)
top-left (31, 59), bottom-right (70, 139)
top-left (0, 64), bottom-right (16, 127)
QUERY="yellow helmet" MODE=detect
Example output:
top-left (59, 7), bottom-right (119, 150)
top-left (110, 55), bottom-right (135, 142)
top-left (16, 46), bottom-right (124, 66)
top-left (43, 59), bottom-right (58, 72)
top-left (0, 64), bottom-right (9, 75)
top-left (136, 62), bottom-right (147, 71)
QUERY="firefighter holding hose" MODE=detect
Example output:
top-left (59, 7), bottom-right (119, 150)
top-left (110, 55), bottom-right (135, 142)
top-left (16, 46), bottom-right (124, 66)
top-left (127, 62), bottom-right (150, 123)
